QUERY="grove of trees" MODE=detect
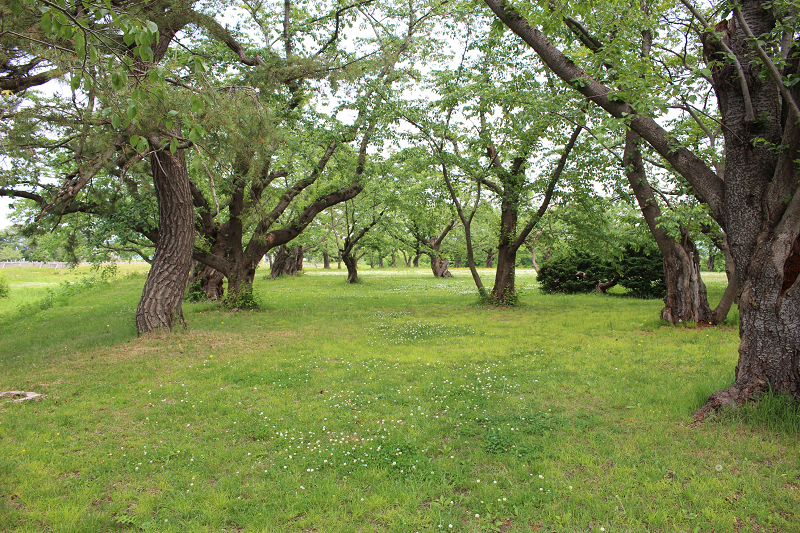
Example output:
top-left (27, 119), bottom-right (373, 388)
top-left (2, 0), bottom-right (798, 412)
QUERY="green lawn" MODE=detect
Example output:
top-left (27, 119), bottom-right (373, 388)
top-left (0, 266), bottom-right (797, 532)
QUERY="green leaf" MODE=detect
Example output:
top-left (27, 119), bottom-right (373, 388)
top-left (148, 69), bottom-right (160, 84)
top-left (111, 72), bottom-right (125, 91)
top-left (9, 0), bottom-right (23, 16)
top-left (130, 134), bottom-right (140, 147)
top-left (169, 138), bottom-right (178, 154)
top-left (188, 127), bottom-right (202, 144)
top-left (40, 12), bottom-right (52, 33)
top-left (190, 94), bottom-right (205, 113)
top-left (139, 45), bottom-right (153, 62)
top-left (146, 20), bottom-right (158, 33)
top-left (74, 32), bottom-right (86, 59)
top-left (70, 73), bottom-right (81, 92)
top-left (111, 114), bottom-right (121, 129)
top-left (123, 31), bottom-right (135, 46)
top-left (193, 56), bottom-right (208, 74)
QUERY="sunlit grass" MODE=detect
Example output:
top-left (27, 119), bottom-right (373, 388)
top-left (1, 266), bottom-right (797, 532)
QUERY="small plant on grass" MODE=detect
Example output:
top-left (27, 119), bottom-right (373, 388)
top-left (222, 286), bottom-right (259, 310)
top-left (185, 276), bottom-right (208, 303)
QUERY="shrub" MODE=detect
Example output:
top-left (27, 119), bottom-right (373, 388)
top-left (537, 251), bottom-right (616, 294)
top-left (222, 286), bottom-right (259, 310)
top-left (618, 244), bottom-right (666, 299)
top-left (0, 273), bottom-right (9, 299)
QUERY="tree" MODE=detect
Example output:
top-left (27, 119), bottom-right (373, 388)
top-left (187, 0), bottom-right (432, 298)
top-left (482, 0), bottom-right (800, 409)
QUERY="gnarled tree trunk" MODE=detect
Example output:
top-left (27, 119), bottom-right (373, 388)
top-left (343, 251), bottom-right (359, 283)
top-left (698, 0), bottom-right (800, 410)
top-left (188, 263), bottom-right (225, 300)
top-left (136, 138), bottom-right (194, 334)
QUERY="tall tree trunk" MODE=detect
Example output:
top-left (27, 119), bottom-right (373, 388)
top-left (485, 248), bottom-right (495, 268)
top-left (707, 252), bottom-right (716, 271)
top-left (624, 130), bottom-right (713, 324)
top-left (698, 0), bottom-right (800, 409)
top-left (391, 250), bottom-right (396, 267)
top-left (323, 250), bottom-right (331, 269)
top-left (490, 197), bottom-right (519, 303)
top-left (136, 139), bottom-right (194, 334)
top-left (413, 252), bottom-right (421, 267)
top-left (379, 254), bottom-right (384, 268)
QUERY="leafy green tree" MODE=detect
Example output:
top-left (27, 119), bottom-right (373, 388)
top-left (482, 0), bottom-right (800, 408)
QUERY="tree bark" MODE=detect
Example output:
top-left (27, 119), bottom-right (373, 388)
top-left (623, 130), bottom-right (713, 324)
top-left (270, 245), bottom-right (304, 278)
top-left (427, 221), bottom-right (456, 278)
top-left (413, 252), bottom-right (421, 267)
top-left (343, 251), bottom-right (359, 283)
top-left (189, 263), bottom-right (225, 300)
top-left (323, 250), bottom-right (331, 269)
top-left (485, 248), bottom-right (495, 268)
top-left (136, 138), bottom-right (194, 334)
top-left (697, 0), bottom-right (800, 410)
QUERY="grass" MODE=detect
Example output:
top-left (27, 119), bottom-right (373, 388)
top-left (0, 266), bottom-right (798, 532)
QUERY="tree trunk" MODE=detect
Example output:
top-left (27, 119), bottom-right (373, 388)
top-left (343, 251), bottom-right (358, 283)
top-left (189, 263), bottom-right (225, 300)
top-left (136, 138), bottom-right (194, 334)
top-left (270, 245), bottom-right (304, 278)
top-left (485, 248), bottom-right (495, 268)
top-left (413, 252), bottom-right (421, 267)
top-left (454, 257), bottom-right (461, 268)
top-left (707, 252), bottom-right (716, 272)
top-left (379, 254), bottom-right (384, 268)
top-left (391, 250), bottom-right (396, 267)
top-left (696, 0), bottom-right (800, 411)
top-left (323, 251), bottom-right (331, 269)
top-left (490, 197), bottom-right (518, 303)
top-left (430, 255), bottom-right (453, 278)
top-left (624, 130), bottom-right (713, 324)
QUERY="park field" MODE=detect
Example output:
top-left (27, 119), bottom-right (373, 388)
top-left (0, 266), bottom-right (798, 532)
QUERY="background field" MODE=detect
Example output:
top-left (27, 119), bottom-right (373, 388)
top-left (1, 266), bottom-right (797, 532)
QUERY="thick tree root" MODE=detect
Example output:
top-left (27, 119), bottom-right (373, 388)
top-left (692, 379), bottom-right (768, 422)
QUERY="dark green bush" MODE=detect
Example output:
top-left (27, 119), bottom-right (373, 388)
top-left (618, 244), bottom-right (665, 299)
top-left (537, 251), bottom-right (615, 294)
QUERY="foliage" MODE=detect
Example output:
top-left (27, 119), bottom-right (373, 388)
top-left (185, 277), bottom-right (208, 303)
top-left (537, 250), bottom-right (615, 294)
top-left (618, 243), bottom-right (666, 299)
top-left (222, 286), bottom-right (259, 311)
top-left (0, 273), bottom-right (8, 298)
